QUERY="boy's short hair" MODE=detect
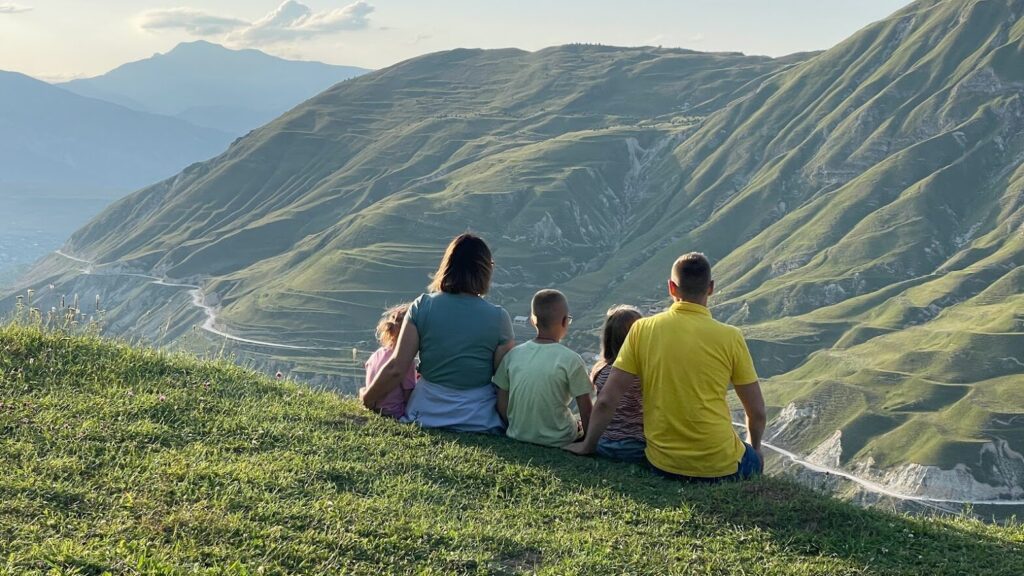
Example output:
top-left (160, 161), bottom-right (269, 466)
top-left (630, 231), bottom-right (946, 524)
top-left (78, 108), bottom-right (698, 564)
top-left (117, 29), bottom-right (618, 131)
top-left (531, 289), bottom-right (568, 328)
top-left (672, 252), bottom-right (712, 299)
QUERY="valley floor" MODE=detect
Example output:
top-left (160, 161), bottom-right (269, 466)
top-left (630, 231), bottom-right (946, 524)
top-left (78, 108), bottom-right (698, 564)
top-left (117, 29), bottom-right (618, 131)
top-left (1, 326), bottom-right (1022, 575)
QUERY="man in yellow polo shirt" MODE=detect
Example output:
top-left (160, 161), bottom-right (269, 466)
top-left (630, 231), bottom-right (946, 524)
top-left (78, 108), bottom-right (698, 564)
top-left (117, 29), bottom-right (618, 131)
top-left (566, 252), bottom-right (767, 481)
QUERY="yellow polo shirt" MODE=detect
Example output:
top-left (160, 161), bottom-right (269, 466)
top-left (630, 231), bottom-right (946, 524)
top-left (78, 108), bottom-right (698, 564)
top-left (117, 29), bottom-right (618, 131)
top-left (614, 301), bottom-right (759, 478)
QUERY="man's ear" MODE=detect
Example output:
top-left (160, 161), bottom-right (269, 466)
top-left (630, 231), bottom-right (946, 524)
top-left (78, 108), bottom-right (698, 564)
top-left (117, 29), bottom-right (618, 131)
top-left (708, 279), bottom-right (715, 297)
top-left (668, 279), bottom-right (678, 299)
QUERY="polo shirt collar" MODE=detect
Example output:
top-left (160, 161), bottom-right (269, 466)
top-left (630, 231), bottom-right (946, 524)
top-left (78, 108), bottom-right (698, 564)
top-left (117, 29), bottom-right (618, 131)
top-left (670, 300), bottom-right (712, 317)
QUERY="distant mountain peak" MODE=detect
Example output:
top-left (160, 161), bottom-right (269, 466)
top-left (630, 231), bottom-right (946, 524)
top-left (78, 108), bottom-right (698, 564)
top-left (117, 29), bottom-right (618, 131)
top-left (59, 43), bottom-right (369, 135)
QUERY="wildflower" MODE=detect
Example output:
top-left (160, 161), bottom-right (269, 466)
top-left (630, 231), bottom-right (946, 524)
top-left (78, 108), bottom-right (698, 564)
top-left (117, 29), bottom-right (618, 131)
top-left (126, 389), bottom-right (134, 397)
top-left (158, 394), bottom-right (166, 402)
top-left (275, 371), bottom-right (284, 380)
top-left (203, 381), bottom-right (211, 390)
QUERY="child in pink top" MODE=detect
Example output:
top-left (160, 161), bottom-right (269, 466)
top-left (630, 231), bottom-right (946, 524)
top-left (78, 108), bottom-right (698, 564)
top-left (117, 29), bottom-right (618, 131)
top-left (360, 303), bottom-right (417, 418)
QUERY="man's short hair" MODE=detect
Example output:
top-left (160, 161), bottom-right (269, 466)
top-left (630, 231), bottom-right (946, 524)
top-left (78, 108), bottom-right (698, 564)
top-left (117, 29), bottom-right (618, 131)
top-left (532, 289), bottom-right (567, 328)
top-left (672, 253), bottom-right (712, 299)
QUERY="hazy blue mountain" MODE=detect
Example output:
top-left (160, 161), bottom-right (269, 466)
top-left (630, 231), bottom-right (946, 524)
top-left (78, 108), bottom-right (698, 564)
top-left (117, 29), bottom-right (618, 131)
top-left (61, 41), bottom-right (370, 135)
top-left (0, 70), bottom-right (233, 190)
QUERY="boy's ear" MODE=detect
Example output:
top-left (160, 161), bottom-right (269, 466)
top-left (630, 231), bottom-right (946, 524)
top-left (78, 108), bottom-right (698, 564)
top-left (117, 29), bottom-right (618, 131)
top-left (561, 315), bottom-right (569, 328)
top-left (530, 314), bottom-right (538, 328)
top-left (708, 279), bottom-right (715, 297)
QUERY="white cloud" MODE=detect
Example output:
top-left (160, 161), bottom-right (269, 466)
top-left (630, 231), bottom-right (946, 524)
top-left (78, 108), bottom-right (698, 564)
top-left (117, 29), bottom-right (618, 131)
top-left (137, 1), bottom-right (374, 46)
top-left (138, 7), bottom-right (249, 36)
top-left (228, 1), bottom-right (374, 45)
top-left (0, 3), bottom-right (31, 14)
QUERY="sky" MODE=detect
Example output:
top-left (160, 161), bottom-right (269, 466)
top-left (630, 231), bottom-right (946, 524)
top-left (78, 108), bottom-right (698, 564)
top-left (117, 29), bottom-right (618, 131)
top-left (0, 0), bottom-right (912, 82)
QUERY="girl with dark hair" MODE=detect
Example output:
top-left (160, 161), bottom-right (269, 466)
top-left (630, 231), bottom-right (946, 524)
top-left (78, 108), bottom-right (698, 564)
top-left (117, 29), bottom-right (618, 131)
top-left (592, 305), bottom-right (646, 462)
top-left (362, 233), bottom-right (514, 432)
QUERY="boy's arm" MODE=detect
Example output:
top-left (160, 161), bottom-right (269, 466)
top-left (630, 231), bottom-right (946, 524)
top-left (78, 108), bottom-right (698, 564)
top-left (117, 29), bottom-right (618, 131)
top-left (496, 388), bottom-right (509, 424)
top-left (575, 393), bottom-right (593, 437)
top-left (493, 352), bottom-right (512, 425)
top-left (564, 367), bottom-right (634, 454)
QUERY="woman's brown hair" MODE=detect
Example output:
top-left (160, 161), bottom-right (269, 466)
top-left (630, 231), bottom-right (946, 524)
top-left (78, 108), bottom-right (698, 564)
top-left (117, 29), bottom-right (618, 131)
top-left (592, 305), bottom-right (643, 378)
top-left (428, 233), bottom-right (494, 295)
top-left (375, 303), bottom-right (409, 349)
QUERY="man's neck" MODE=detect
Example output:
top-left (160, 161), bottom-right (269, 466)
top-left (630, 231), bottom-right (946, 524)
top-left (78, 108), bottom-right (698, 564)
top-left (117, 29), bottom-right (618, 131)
top-left (673, 296), bottom-right (709, 307)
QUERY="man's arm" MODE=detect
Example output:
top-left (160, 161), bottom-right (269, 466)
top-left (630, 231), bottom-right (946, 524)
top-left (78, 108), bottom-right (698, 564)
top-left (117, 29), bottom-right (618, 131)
top-left (575, 393), bottom-right (593, 437)
top-left (564, 367), bottom-right (634, 454)
top-left (734, 380), bottom-right (767, 457)
top-left (361, 318), bottom-right (419, 409)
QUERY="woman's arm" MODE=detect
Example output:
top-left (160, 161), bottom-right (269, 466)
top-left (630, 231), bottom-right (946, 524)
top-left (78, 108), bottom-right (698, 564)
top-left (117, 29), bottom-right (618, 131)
top-left (361, 316), bottom-right (420, 409)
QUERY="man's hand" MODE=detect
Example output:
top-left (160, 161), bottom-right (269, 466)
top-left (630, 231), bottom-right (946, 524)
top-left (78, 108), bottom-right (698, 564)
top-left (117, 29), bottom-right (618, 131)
top-left (563, 441), bottom-right (594, 456)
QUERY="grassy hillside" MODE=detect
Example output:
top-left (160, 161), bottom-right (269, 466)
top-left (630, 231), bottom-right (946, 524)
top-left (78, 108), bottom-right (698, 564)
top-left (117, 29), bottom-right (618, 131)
top-left (1, 326), bottom-right (1023, 575)
top-left (8, 0), bottom-right (1023, 498)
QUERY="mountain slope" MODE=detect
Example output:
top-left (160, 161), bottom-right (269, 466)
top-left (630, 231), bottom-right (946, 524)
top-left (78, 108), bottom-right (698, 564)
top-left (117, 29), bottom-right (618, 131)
top-left (61, 41), bottom-right (369, 135)
top-left (2, 325), bottom-right (1022, 574)
top-left (0, 71), bottom-right (233, 190)
top-left (13, 0), bottom-right (1024, 501)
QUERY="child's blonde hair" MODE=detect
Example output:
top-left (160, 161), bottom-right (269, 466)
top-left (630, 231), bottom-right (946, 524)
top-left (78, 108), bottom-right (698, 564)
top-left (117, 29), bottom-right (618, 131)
top-left (375, 303), bottom-right (410, 349)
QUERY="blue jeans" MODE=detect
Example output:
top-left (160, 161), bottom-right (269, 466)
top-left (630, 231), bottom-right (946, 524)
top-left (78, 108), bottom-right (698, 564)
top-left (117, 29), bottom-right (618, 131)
top-left (595, 438), bottom-right (647, 463)
top-left (650, 442), bottom-right (763, 483)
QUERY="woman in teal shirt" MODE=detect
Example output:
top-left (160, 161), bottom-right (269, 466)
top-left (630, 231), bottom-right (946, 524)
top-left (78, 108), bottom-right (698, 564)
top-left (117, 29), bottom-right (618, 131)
top-left (362, 233), bottom-right (515, 432)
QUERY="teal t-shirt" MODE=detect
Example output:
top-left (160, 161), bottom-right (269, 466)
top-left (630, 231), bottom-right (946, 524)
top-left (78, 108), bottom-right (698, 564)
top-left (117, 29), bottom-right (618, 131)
top-left (493, 341), bottom-right (594, 448)
top-left (408, 292), bottom-right (514, 390)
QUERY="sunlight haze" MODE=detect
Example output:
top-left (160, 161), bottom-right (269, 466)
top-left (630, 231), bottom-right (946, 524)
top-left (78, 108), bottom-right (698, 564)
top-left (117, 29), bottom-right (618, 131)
top-left (1, 0), bottom-right (911, 80)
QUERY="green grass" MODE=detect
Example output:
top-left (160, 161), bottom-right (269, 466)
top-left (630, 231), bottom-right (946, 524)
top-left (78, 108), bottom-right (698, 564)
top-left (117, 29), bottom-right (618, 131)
top-left (2, 325), bottom-right (1023, 575)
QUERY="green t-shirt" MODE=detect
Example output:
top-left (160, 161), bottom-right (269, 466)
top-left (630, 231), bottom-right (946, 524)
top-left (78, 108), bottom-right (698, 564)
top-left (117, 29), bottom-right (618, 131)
top-left (494, 341), bottom-right (593, 448)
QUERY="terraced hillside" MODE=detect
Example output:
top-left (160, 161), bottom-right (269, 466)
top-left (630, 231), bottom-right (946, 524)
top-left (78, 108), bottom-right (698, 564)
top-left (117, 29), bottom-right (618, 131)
top-left (9, 0), bottom-right (1023, 501)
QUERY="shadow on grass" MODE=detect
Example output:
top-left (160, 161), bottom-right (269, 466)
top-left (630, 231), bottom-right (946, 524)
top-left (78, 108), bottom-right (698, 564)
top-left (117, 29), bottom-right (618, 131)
top-left (442, 430), bottom-right (1024, 576)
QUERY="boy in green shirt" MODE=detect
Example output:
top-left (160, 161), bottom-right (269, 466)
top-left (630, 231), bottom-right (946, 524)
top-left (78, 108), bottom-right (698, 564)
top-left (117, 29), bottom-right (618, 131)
top-left (495, 290), bottom-right (594, 448)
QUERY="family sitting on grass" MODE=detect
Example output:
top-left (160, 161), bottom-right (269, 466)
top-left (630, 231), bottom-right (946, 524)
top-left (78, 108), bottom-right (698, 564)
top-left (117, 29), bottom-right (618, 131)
top-left (360, 233), bottom-right (767, 482)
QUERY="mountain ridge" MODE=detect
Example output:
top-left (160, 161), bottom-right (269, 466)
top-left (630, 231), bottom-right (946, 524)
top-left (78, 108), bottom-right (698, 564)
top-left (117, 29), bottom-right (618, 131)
top-left (61, 41), bottom-right (370, 134)
top-left (0, 70), bottom-right (233, 189)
